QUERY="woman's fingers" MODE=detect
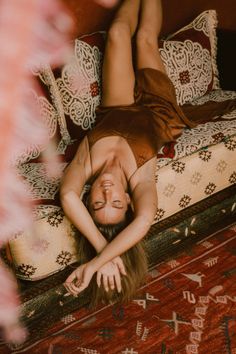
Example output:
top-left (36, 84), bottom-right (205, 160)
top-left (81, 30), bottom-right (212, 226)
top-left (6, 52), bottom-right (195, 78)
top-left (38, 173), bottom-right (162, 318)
top-left (102, 275), bottom-right (109, 292)
top-left (108, 275), bottom-right (115, 290)
top-left (65, 271), bottom-right (77, 284)
top-left (97, 271), bottom-right (102, 288)
top-left (114, 271), bottom-right (122, 293)
top-left (115, 258), bottom-right (127, 276)
top-left (63, 282), bottom-right (78, 297)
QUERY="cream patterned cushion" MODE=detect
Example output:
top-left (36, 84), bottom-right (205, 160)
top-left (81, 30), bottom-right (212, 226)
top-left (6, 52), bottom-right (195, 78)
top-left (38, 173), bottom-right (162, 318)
top-left (8, 207), bottom-right (78, 280)
top-left (159, 10), bottom-right (220, 105)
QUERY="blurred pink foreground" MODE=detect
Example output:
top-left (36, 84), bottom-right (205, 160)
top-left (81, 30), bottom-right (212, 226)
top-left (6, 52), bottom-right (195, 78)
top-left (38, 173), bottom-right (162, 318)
top-left (0, 0), bottom-right (119, 346)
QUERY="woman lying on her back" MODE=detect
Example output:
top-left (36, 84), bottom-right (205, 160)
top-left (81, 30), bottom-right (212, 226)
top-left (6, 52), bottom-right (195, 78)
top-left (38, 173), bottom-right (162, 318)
top-left (60, 0), bottom-right (196, 307)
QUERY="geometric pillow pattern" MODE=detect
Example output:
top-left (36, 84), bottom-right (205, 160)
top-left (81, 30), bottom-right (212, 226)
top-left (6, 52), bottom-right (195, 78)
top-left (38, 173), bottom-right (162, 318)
top-left (155, 137), bottom-right (236, 223)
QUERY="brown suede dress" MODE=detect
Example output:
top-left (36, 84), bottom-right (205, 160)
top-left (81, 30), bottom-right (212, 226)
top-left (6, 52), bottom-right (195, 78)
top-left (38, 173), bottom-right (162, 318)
top-left (87, 68), bottom-right (197, 169)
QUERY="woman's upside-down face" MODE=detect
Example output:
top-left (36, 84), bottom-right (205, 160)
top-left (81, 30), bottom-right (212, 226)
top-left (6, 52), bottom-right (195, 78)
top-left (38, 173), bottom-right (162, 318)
top-left (88, 173), bottom-right (130, 225)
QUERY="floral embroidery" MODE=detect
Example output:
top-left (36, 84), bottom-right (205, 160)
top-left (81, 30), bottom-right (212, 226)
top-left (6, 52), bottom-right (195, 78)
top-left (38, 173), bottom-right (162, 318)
top-left (199, 150), bottom-right (212, 162)
top-left (216, 160), bottom-right (227, 173)
top-left (212, 132), bottom-right (225, 143)
top-left (190, 172), bottom-right (202, 185)
top-left (179, 195), bottom-right (191, 208)
top-left (17, 264), bottom-right (37, 277)
top-left (205, 182), bottom-right (216, 195)
top-left (190, 90), bottom-right (236, 106)
top-left (56, 39), bottom-right (102, 131)
top-left (163, 184), bottom-right (176, 198)
top-left (90, 81), bottom-right (99, 97)
top-left (160, 40), bottom-right (212, 105)
top-left (17, 162), bottom-right (67, 201)
top-left (171, 161), bottom-right (186, 174)
top-left (56, 251), bottom-right (73, 266)
top-left (224, 138), bottom-right (236, 151)
top-left (154, 208), bottom-right (165, 222)
top-left (179, 70), bottom-right (190, 85)
top-left (47, 210), bottom-right (64, 227)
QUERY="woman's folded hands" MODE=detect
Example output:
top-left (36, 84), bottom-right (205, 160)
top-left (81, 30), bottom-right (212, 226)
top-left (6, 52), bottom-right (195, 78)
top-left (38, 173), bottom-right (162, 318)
top-left (63, 256), bottom-right (127, 296)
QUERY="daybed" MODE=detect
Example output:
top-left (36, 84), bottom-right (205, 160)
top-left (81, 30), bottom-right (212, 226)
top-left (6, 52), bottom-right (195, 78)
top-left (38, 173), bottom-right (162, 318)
top-left (1, 0), bottom-right (236, 349)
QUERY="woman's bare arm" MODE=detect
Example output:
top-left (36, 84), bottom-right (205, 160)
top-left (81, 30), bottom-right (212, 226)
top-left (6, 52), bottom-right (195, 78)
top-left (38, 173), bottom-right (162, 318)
top-left (60, 137), bottom-right (108, 253)
top-left (90, 176), bottom-right (157, 270)
top-left (68, 159), bottom-right (157, 294)
top-left (67, 165), bottom-right (158, 295)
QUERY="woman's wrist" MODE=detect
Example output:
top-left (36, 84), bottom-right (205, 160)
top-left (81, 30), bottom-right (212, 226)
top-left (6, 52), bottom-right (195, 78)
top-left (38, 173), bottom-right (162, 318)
top-left (94, 239), bottom-right (107, 254)
top-left (88, 257), bottom-right (100, 273)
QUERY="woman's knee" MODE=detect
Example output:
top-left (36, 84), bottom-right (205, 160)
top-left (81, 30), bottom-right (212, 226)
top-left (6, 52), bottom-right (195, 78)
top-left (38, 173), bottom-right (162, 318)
top-left (136, 28), bottom-right (158, 49)
top-left (107, 20), bottom-right (131, 44)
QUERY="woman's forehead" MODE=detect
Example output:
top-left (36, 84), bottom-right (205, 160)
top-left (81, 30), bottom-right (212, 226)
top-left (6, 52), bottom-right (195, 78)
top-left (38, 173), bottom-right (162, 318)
top-left (93, 205), bottom-right (126, 224)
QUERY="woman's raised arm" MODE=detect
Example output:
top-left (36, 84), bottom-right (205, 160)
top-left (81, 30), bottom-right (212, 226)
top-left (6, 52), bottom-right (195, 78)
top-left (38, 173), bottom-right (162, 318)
top-left (70, 158), bottom-right (158, 294)
top-left (60, 137), bottom-right (108, 253)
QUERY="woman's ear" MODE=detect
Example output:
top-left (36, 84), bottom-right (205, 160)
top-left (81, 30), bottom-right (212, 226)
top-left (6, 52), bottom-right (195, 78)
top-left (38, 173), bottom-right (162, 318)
top-left (125, 193), bottom-right (131, 205)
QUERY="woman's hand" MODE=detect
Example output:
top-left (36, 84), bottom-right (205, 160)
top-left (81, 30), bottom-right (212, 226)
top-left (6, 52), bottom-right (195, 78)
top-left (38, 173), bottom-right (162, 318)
top-left (96, 256), bottom-right (127, 293)
top-left (63, 262), bottom-right (95, 296)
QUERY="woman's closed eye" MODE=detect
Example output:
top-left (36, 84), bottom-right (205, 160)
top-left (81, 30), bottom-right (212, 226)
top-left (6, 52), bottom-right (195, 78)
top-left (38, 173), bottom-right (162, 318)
top-left (112, 200), bottom-right (123, 209)
top-left (93, 201), bottom-right (105, 210)
top-left (93, 200), bottom-right (123, 210)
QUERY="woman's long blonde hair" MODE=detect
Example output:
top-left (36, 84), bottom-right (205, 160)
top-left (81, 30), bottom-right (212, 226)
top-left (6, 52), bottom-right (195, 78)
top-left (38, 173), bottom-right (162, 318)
top-left (76, 206), bottom-right (148, 308)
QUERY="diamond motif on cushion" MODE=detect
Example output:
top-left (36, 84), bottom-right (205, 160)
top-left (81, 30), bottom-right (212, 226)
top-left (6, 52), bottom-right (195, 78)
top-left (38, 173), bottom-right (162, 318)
top-left (212, 132), bottom-right (225, 143)
top-left (56, 251), bottom-right (73, 266)
top-left (179, 195), bottom-right (191, 208)
top-left (224, 138), bottom-right (236, 151)
top-left (154, 208), bottom-right (165, 222)
top-left (17, 264), bottom-right (37, 278)
top-left (216, 160), bottom-right (227, 173)
top-left (199, 150), bottom-right (212, 162)
top-left (205, 182), bottom-right (216, 195)
top-left (90, 81), bottom-right (99, 97)
top-left (171, 161), bottom-right (186, 173)
top-left (179, 70), bottom-right (191, 85)
top-left (163, 184), bottom-right (176, 197)
top-left (190, 172), bottom-right (202, 185)
top-left (47, 210), bottom-right (64, 227)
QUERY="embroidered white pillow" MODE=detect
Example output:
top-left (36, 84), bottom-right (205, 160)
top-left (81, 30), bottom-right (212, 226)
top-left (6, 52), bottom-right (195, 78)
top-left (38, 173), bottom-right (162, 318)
top-left (159, 10), bottom-right (220, 105)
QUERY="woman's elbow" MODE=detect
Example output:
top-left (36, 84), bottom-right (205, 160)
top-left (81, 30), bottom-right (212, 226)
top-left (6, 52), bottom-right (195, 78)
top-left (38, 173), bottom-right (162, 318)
top-left (60, 189), bottom-right (74, 207)
top-left (137, 214), bottom-right (154, 234)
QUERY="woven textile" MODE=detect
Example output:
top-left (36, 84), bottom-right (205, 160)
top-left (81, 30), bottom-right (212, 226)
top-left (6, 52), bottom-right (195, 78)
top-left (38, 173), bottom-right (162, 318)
top-left (2, 223), bottom-right (236, 353)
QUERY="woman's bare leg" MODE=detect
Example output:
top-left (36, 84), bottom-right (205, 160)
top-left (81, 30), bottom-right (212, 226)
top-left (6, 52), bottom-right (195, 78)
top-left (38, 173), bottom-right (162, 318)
top-left (136, 0), bottom-right (166, 72)
top-left (101, 0), bottom-right (141, 106)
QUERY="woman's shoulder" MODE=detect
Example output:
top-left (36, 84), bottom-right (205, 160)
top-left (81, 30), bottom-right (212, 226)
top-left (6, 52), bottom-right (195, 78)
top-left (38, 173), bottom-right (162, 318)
top-left (129, 157), bottom-right (157, 191)
top-left (72, 136), bottom-right (92, 180)
top-left (74, 136), bottom-right (89, 161)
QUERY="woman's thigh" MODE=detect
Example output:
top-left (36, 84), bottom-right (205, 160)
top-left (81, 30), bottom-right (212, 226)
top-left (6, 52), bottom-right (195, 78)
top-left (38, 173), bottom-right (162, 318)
top-left (135, 0), bottom-right (166, 73)
top-left (101, 22), bottom-right (135, 107)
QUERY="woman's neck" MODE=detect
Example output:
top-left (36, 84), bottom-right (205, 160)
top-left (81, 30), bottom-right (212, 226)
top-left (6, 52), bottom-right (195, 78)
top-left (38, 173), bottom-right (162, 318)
top-left (101, 156), bottom-right (128, 189)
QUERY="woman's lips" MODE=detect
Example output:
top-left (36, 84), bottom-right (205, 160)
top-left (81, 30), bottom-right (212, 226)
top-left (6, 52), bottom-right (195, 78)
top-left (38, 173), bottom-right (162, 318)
top-left (101, 181), bottom-right (113, 187)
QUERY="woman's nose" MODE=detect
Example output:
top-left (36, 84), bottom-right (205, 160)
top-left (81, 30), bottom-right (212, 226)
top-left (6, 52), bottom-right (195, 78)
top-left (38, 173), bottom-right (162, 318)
top-left (103, 188), bottom-right (111, 200)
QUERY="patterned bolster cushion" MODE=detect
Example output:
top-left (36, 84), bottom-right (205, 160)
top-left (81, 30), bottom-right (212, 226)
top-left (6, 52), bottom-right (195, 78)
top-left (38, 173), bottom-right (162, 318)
top-left (8, 10), bottom-right (223, 281)
top-left (8, 207), bottom-right (79, 281)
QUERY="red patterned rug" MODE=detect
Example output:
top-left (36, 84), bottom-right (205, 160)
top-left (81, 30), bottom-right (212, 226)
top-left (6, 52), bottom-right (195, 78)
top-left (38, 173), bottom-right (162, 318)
top-left (2, 224), bottom-right (236, 354)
